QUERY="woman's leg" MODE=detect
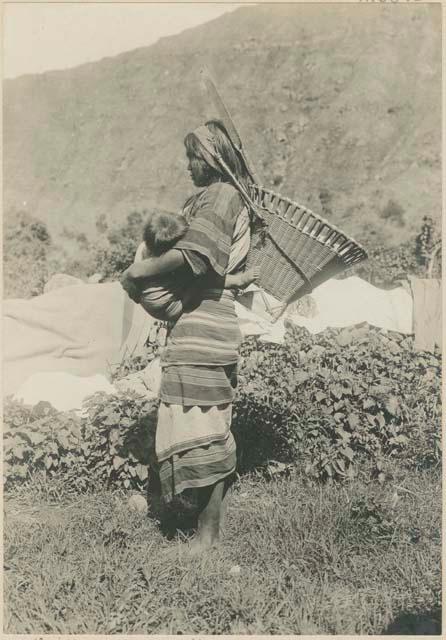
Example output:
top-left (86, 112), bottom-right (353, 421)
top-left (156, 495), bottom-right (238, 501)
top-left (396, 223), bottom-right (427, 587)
top-left (194, 475), bottom-right (233, 550)
top-left (219, 474), bottom-right (234, 537)
top-left (147, 467), bottom-right (163, 519)
top-left (194, 479), bottom-right (225, 550)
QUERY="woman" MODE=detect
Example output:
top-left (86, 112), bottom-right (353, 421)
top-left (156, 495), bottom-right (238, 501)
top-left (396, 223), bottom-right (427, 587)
top-left (121, 120), bottom-right (253, 552)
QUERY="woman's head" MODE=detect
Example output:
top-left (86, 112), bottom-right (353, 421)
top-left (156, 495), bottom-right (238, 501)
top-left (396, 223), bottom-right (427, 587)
top-left (184, 120), bottom-right (250, 189)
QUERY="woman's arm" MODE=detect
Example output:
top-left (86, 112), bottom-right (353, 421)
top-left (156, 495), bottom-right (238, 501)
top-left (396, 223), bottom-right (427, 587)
top-left (123, 249), bottom-right (186, 281)
top-left (120, 249), bottom-right (187, 302)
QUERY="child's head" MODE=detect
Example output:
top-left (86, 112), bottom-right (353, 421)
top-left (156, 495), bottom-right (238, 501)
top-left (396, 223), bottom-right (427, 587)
top-left (143, 211), bottom-right (188, 257)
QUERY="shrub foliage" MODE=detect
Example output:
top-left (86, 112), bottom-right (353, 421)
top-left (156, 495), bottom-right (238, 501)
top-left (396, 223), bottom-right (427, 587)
top-left (234, 325), bottom-right (441, 479)
top-left (3, 210), bottom-right (52, 298)
top-left (4, 325), bottom-right (441, 493)
top-left (348, 216), bottom-right (441, 286)
top-left (4, 393), bottom-right (158, 493)
top-left (92, 210), bottom-right (146, 281)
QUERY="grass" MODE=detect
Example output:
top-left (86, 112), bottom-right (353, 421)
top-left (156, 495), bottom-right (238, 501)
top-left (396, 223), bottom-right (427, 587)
top-left (3, 465), bottom-right (441, 635)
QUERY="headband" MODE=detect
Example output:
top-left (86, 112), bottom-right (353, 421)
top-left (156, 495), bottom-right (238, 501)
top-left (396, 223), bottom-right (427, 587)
top-left (192, 126), bottom-right (222, 173)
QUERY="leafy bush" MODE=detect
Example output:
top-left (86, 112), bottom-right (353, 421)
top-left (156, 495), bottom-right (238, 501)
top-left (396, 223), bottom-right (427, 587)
top-left (233, 325), bottom-right (441, 479)
top-left (3, 210), bottom-right (52, 298)
top-left (92, 210), bottom-right (146, 281)
top-left (3, 399), bottom-right (81, 487)
top-left (414, 215), bottom-right (441, 276)
top-left (4, 392), bottom-right (158, 493)
top-left (81, 391), bottom-right (158, 489)
top-left (3, 326), bottom-right (441, 492)
top-left (110, 328), bottom-right (161, 382)
top-left (346, 241), bottom-right (421, 288)
top-left (346, 216), bottom-right (441, 286)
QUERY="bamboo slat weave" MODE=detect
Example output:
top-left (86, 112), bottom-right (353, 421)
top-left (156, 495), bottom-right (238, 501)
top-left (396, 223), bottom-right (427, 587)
top-left (246, 185), bottom-right (368, 309)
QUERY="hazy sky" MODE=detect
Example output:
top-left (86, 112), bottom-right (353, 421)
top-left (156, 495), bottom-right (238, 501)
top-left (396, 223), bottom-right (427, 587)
top-left (3, 3), bottom-right (243, 79)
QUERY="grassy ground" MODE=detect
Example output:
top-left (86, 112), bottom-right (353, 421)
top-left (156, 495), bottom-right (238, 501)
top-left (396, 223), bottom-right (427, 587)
top-left (3, 466), bottom-right (441, 635)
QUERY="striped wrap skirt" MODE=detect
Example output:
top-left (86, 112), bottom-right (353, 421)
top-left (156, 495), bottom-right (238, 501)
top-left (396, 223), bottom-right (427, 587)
top-left (155, 289), bottom-right (241, 501)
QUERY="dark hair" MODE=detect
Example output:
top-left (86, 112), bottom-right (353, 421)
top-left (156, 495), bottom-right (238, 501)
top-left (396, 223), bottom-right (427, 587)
top-left (184, 119), bottom-right (251, 190)
top-left (143, 211), bottom-right (188, 256)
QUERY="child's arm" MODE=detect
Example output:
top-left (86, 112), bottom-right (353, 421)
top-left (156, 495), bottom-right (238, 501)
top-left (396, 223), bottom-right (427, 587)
top-left (224, 266), bottom-right (260, 290)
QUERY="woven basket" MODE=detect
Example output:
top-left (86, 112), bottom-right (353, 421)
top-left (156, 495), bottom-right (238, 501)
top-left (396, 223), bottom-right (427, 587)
top-left (246, 184), bottom-right (368, 319)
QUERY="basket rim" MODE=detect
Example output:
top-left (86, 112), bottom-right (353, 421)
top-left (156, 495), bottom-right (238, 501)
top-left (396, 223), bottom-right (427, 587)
top-left (249, 183), bottom-right (368, 256)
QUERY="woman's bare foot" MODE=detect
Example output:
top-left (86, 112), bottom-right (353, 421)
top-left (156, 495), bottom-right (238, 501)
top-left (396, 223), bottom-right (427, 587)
top-left (187, 535), bottom-right (217, 556)
top-left (185, 480), bottom-right (225, 556)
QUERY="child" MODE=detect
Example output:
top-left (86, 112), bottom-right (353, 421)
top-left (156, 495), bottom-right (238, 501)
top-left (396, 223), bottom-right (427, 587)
top-left (134, 210), bottom-right (258, 322)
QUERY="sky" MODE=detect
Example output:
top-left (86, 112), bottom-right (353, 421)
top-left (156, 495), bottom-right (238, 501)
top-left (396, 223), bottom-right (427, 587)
top-left (3, 3), bottom-right (243, 79)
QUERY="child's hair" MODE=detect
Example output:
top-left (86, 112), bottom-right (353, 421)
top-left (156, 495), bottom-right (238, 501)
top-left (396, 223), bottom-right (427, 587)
top-left (143, 211), bottom-right (188, 256)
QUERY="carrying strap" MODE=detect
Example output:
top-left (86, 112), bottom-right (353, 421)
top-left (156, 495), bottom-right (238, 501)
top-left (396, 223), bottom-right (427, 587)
top-left (195, 135), bottom-right (313, 292)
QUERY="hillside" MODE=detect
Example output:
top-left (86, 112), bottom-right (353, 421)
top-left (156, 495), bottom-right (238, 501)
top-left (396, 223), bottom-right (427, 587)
top-left (3, 4), bottom-right (441, 251)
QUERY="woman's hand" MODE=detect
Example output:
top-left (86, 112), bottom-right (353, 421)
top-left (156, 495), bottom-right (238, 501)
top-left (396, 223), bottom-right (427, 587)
top-left (225, 266), bottom-right (261, 290)
top-left (120, 269), bottom-right (141, 303)
top-left (239, 266), bottom-right (261, 288)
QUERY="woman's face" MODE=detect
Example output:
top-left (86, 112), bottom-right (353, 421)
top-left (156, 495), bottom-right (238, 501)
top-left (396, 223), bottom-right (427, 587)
top-left (186, 150), bottom-right (211, 187)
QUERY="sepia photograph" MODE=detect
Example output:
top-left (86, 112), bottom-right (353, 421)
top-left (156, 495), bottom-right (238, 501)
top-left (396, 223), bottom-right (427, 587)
top-left (2, 1), bottom-right (442, 635)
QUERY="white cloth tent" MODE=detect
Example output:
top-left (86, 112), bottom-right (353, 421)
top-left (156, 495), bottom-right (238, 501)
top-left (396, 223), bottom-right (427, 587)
top-left (3, 282), bottom-right (149, 398)
top-left (4, 276), bottom-right (414, 409)
top-left (238, 276), bottom-right (413, 340)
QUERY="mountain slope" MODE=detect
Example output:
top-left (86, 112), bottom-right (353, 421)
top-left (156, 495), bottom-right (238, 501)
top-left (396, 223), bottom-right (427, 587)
top-left (4, 4), bottom-right (441, 249)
